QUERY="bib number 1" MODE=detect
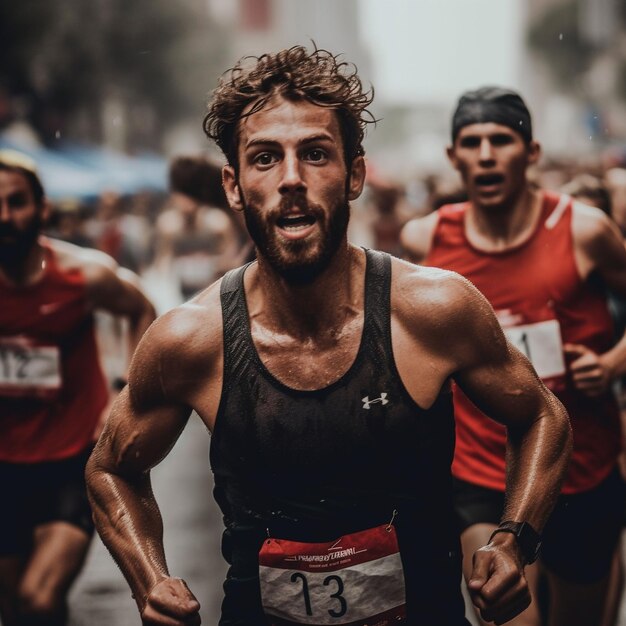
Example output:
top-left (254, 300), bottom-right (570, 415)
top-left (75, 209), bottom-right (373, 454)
top-left (503, 319), bottom-right (566, 380)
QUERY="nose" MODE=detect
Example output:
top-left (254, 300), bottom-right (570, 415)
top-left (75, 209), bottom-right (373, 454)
top-left (478, 138), bottom-right (495, 163)
top-left (0, 201), bottom-right (9, 222)
top-left (278, 153), bottom-right (306, 196)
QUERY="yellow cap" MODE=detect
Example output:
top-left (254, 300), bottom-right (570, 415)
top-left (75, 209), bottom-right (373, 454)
top-left (0, 149), bottom-right (38, 174)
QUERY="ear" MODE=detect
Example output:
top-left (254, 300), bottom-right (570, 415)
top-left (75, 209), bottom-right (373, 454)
top-left (222, 165), bottom-right (243, 211)
top-left (40, 198), bottom-right (52, 224)
top-left (527, 140), bottom-right (541, 165)
top-left (347, 155), bottom-right (366, 201)
top-left (446, 145), bottom-right (459, 170)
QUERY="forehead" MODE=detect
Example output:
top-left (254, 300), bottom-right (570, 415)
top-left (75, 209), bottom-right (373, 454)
top-left (0, 169), bottom-right (34, 195)
top-left (456, 122), bottom-right (521, 140)
top-left (239, 96), bottom-right (342, 150)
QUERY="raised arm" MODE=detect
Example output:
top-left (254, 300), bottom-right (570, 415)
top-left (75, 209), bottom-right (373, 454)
top-left (85, 306), bottom-right (219, 625)
top-left (450, 275), bottom-right (572, 623)
top-left (84, 261), bottom-right (157, 375)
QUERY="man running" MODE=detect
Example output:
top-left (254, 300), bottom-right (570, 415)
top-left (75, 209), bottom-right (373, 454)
top-left (401, 86), bottom-right (626, 626)
top-left (86, 49), bottom-right (571, 626)
top-left (0, 150), bottom-right (156, 626)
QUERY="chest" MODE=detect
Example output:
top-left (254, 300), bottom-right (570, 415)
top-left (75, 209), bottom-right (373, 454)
top-left (431, 230), bottom-right (582, 315)
top-left (1, 281), bottom-right (89, 340)
top-left (250, 316), bottom-right (364, 391)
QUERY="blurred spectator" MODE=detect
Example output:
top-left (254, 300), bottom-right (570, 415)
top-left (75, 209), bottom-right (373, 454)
top-left (562, 173), bottom-right (612, 216)
top-left (363, 176), bottom-right (417, 256)
top-left (46, 199), bottom-right (94, 248)
top-left (85, 190), bottom-right (141, 272)
top-left (155, 155), bottom-right (245, 301)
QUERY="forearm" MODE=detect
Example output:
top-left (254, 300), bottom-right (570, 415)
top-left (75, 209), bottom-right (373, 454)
top-left (502, 393), bottom-right (572, 531)
top-left (86, 462), bottom-right (170, 610)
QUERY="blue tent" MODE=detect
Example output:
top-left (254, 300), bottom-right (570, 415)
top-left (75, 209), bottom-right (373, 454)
top-left (0, 134), bottom-right (167, 200)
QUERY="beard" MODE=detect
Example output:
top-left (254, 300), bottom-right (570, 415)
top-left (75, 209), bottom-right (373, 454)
top-left (0, 214), bottom-right (41, 266)
top-left (242, 192), bottom-right (350, 286)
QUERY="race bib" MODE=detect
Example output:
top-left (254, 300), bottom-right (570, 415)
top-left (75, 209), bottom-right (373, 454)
top-left (259, 524), bottom-right (406, 626)
top-left (503, 319), bottom-right (566, 380)
top-left (0, 336), bottom-right (62, 399)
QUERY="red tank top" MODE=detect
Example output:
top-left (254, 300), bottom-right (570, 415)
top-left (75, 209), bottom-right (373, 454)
top-left (425, 191), bottom-right (620, 494)
top-left (0, 241), bottom-right (109, 463)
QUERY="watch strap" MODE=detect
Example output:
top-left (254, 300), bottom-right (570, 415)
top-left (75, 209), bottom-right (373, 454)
top-left (489, 520), bottom-right (541, 565)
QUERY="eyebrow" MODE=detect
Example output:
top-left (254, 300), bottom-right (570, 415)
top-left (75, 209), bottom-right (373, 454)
top-left (244, 133), bottom-right (335, 150)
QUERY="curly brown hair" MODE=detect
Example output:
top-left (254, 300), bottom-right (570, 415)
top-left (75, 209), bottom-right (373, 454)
top-left (203, 45), bottom-right (375, 170)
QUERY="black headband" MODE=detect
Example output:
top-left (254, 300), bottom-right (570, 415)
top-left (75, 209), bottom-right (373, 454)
top-left (451, 86), bottom-right (533, 144)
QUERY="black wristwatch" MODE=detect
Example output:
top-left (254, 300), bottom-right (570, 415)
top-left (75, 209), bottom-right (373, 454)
top-left (489, 520), bottom-right (542, 565)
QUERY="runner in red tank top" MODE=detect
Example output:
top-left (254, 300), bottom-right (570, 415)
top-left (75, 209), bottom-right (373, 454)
top-left (401, 87), bottom-right (626, 626)
top-left (0, 150), bottom-right (156, 626)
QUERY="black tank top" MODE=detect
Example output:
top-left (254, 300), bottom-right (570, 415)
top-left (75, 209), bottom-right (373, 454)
top-left (211, 249), bottom-right (469, 626)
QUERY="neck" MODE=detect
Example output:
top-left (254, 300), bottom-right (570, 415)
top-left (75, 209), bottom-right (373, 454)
top-left (0, 239), bottom-right (47, 287)
top-left (466, 186), bottom-right (543, 251)
top-left (250, 241), bottom-right (362, 337)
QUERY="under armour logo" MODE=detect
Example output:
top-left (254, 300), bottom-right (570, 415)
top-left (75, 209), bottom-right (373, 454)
top-left (362, 393), bottom-right (389, 409)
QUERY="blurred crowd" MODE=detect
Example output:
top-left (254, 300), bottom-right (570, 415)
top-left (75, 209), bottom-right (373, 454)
top-left (41, 152), bottom-right (626, 313)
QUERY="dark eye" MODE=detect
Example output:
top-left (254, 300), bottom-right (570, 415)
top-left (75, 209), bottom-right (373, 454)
top-left (491, 134), bottom-right (514, 146)
top-left (7, 193), bottom-right (29, 209)
top-left (459, 137), bottom-right (480, 148)
top-left (254, 152), bottom-right (278, 166)
top-left (304, 149), bottom-right (327, 162)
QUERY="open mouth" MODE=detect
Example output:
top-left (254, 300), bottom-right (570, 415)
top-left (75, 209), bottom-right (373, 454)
top-left (475, 173), bottom-right (505, 187)
top-left (276, 214), bottom-right (316, 232)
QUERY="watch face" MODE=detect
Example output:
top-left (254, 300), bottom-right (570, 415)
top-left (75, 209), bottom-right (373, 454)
top-left (518, 522), bottom-right (541, 564)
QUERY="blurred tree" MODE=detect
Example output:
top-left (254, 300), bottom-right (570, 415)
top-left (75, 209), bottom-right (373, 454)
top-left (527, 0), bottom-right (595, 89)
top-left (528, 0), bottom-right (626, 100)
top-left (0, 0), bottom-right (227, 149)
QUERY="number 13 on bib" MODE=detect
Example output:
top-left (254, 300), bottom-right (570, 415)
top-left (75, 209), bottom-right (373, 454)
top-left (259, 523), bottom-right (407, 625)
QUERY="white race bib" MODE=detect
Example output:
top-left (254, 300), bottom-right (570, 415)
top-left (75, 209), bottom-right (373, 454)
top-left (0, 337), bottom-right (62, 399)
top-left (259, 524), bottom-right (406, 625)
top-left (503, 319), bottom-right (566, 380)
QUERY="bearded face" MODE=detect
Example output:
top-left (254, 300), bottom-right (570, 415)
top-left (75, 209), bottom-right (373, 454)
top-left (242, 191), bottom-right (350, 285)
top-left (0, 212), bottom-right (41, 265)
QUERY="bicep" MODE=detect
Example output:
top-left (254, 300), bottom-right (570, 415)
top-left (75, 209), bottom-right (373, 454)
top-left (92, 386), bottom-right (192, 477)
top-left (454, 336), bottom-right (551, 431)
top-left (575, 205), bottom-right (626, 295)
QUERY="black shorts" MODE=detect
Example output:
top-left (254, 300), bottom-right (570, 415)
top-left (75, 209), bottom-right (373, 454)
top-left (453, 468), bottom-right (626, 583)
top-left (0, 447), bottom-right (95, 556)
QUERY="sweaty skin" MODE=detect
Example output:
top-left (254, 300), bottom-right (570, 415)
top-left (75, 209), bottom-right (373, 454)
top-left (402, 121), bottom-right (626, 626)
top-left (86, 102), bottom-right (571, 626)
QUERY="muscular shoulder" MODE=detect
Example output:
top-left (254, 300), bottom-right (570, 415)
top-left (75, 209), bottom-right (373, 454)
top-left (571, 200), bottom-right (621, 248)
top-left (399, 210), bottom-right (439, 263)
top-left (129, 281), bottom-right (223, 405)
top-left (571, 200), bottom-right (625, 268)
top-left (47, 237), bottom-right (120, 290)
top-left (391, 257), bottom-right (504, 365)
top-left (47, 237), bottom-right (117, 272)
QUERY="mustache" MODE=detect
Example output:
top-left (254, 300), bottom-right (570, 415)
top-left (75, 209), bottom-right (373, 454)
top-left (269, 194), bottom-right (324, 219)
